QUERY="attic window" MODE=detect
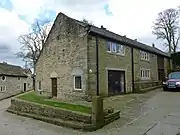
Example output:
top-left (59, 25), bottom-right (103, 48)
top-left (2, 76), bottom-right (5, 81)
top-left (18, 77), bottom-right (20, 80)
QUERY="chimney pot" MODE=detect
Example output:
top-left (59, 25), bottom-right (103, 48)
top-left (101, 25), bottom-right (106, 30)
top-left (152, 43), bottom-right (155, 47)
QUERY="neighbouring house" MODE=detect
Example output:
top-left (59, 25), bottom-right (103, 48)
top-left (0, 62), bottom-right (33, 99)
top-left (35, 12), bottom-right (172, 101)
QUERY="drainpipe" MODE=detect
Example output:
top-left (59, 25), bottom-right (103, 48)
top-left (131, 47), bottom-right (135, 92)
top-left (95, 35), bottom-right (99, 96)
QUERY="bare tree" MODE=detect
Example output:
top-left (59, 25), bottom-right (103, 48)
top-left (17, 19), bottom-right (51, 90)
top-left (152, 8), bottom-right (180, 53)
top-left (82, 18), bottom-right (94, 25)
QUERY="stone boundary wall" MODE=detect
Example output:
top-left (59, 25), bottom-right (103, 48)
top-left (8, 98), bottom-right (91, 124)
top-left (7, 97), bottom-right (120, 131)
top-left (134, 81), bottom-right (162, 93)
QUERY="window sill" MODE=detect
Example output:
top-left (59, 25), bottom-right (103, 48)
top-left (141, 78), bottom-right (151, 80)
top-left (0, 91), bottom-right (6, 93)
top-left (107, 51), bottom-right (125, 56)
top-left (140, 59), bottom-right (150, 62)
top-left (73, 89), bottom-right (83, 92)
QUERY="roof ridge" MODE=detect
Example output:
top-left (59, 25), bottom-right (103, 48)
top-left (61, 12), bottom-right (168, 56)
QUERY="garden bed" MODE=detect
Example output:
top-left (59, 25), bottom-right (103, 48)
top-left (7, 92), bottom-right (120, 131)
top-left (17, 92), bottom-right (91, 114)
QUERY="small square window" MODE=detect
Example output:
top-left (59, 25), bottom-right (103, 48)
top-left (0, 86), bottom-right (6, 92)
top-left (140, 50), bottom-right (149, 61)
top-left (18, 77), bottom-right (20, 80)
top-left (140, 69), bottom-right (150, 79)
top-left (74, 76), bottom-right (82, 90)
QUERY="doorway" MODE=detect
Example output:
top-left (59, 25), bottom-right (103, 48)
top-left (108, 70), bottom-right (125, 95)
top-left (51, 78), bottom-right (57, 97)
top-left (24, 83), bottom-right (26, 92)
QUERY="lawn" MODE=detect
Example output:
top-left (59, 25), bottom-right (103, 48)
top-left (17, 92), bottom-right (91, 114)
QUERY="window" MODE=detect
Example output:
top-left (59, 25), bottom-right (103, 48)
top-left (28, 83), bottom-right (30, 87)
top-left (107, 41), bottom-right (125, 55)
top-left (140, 50), bottom-right (149, 61)
top-left (107, 42), bottom-right (111, 52)
top-left (39, 81), bottom-right (41, 90)
top-left (140, 69), bottom-right (150, 79)
top-left (18, 77), bottom-right (20, 80)
top-left (17, 85), bottom-right (21, 90)
top-left (0, 86), bottom-right (6, 92)
top-left (74, 76), bottom-right (82, 90)
top-left (111, 42), bottom-right (117, 52)
top-left (117, 44), bottom-right (125, 55)
top-left (1, 76), bottom-right (5, 81)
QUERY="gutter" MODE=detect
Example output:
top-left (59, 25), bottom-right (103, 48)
top-left (95, 35), bottom-right (99, 96)
top-left (86, 25), bottom-right (99, 96)
top-left (131, 47), bottom-right (135, 92)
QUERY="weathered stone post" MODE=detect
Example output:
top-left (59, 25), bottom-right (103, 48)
top-left (91, 96), bottom-right (104, 128)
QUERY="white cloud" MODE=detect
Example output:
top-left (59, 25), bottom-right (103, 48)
top-left (0, 8), bottom-right (29, 52)
top-left (0, 0), bottom-right (180, 66)
top-left (107, 0), bottom-right (180, 37)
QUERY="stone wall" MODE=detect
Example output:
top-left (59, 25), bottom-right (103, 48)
top-left (87, 35), bottom-right (133, 97)
top-left (7, 97), bottom-right (120, 131)
top-left (35, 13), bottom-right (88, 100)
top-left (134, 81), bottom-right (162, 92)
top-left (35, 12), bottom-right (168, 101)
top-left (133, 48), bottom-right (158, 81)
top-left (9, 98), bottom-right (91, 124)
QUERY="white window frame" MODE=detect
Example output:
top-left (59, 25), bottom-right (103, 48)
top-left (17, 84), bottom-right (21, 90)
top-left (0, 85), bottom-right (6, 92)
top-left (1, 76), bottom-right (6, 81)
top-left (111, 42), bottom-right (117, 53)
top-left (107, 41), bottom-right (125, 56)
top-left (140, 50), bottom-right (150, 61)
top-left (140, 68), bottom-right (151, 80)
top-left (73, 75), bottom-right (82, 90)
top-left (116, 44), bottom-right (125, 55)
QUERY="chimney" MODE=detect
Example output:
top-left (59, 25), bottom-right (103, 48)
top-left (3, 62), bottom-right (7, 64)
top-left (123, 35), bottom-right (126, 37)
top-left (152, 43), bottom-right (155, 47)
top-left (100, 25), bottom-right (106, 30)
top-left (134, 39), bottom-right (137, 41)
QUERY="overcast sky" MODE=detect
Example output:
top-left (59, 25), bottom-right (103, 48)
top-left (0, 0), bottom-right (179, 66)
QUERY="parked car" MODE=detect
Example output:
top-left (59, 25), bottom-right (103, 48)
top-left (163, 72), bottom-right (180, 91)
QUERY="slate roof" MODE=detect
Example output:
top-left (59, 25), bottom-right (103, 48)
top-left (0, 63), bottom-right (27, 77)
top-left (73, 15), bottom-right (170, 58)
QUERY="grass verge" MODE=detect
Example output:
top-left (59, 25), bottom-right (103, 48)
top-left (17, 92), bottom-right (91, 114)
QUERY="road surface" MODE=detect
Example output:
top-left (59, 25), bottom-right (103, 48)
top-left (1, 90), bottom-right (180, 135)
